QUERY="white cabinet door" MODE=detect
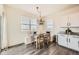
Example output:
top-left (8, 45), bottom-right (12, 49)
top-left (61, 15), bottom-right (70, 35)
top-left (77, 40), bottom-right (79, 51)
top-left (67, 36), bottom-right (72, 48)
top-left (58, 34), bottom-right (67, 47)
top-left (69, 36), bottom-right (79, 51)
top-left (72, 36), bottom-right (79, 51)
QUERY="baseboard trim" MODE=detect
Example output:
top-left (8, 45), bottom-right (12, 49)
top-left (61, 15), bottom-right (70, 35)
top-left (1, 42), bottom-right (35, 52)
top-left (1, 43), bottom-right (24, 52)
top-left (25, 41), bottom-right (35, 47)
top-left (8, 43), bottom-right (24, 48)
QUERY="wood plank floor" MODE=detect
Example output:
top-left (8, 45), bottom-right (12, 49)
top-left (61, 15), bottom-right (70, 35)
top-left (1, 43), bottom-right (79, 55)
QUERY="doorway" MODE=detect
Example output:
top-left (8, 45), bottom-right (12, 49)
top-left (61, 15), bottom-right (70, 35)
top-left (0, 16), bottom-right (2, 52)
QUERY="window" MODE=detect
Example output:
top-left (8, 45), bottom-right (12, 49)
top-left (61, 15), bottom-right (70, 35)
top-left (31, 19), bottom-right (37, 31)
top-left (20, 16), bottom-right (37, 31)
top-left (21, 16), bottom-right (30, 31)
top-left (46, 20), bottom-right (53, 31)
top-left (21, 25), bottom-right (29, 30)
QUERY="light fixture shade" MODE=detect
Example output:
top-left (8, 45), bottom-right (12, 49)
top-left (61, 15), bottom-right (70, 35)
top-left (37, 17), bottom-right (45, 25)
top-left (39, 18), bottom-right (45, 25)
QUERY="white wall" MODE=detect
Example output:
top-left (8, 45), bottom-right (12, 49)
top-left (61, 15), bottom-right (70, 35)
top-left (0, 5), bottom-right (3, 15)
top-left (4, 5), bottom-right (35, 47)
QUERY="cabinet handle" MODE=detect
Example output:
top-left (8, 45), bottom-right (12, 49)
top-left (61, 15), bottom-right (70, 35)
top-left (69, 39), bottom-right (70, 43)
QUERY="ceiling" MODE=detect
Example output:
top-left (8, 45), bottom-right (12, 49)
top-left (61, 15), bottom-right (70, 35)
top-left (7, 4), bottom-right (78, 17)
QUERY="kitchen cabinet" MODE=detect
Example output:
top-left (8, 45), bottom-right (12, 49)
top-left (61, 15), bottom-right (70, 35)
top-left (70, 36), bottom-right (79, 51)
top-left (58, 34), bottom-right (79, 51)
top-left (58, 34), bottom-right (68, 47)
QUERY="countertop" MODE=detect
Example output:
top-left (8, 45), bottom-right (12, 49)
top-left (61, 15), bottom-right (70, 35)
top-left (58, 32), bottom-right (79, 36)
